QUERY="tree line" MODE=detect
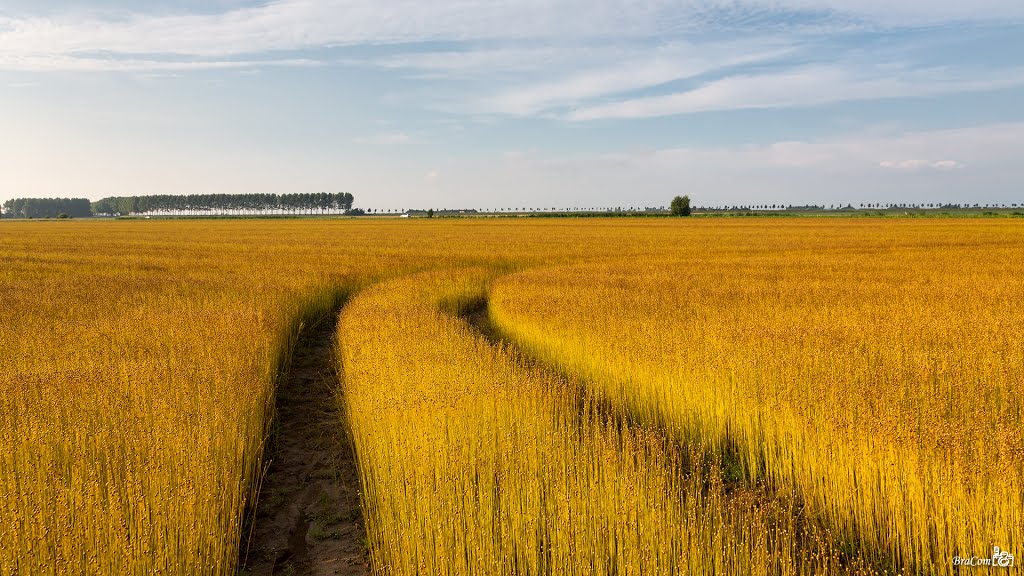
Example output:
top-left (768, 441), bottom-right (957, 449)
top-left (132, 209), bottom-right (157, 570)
top-left (1, 193), bottom-right (356, 218)
top-left (1, 198), bottom-right (92, 219)
top-left (92, 193), bottom-right (355, 216)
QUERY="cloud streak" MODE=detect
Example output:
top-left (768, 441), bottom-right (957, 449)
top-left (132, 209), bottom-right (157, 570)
top-left (352, 132), bottom-right (411, 145)
top-left (479, 42), bottom-right (794, 116)
top-left (567, 65), bottom-right (1024, 120)
top-left (1, 0), bottom-right (1022, 62)
top-left (0, 53), bottom-right (321, 72)
top-left (880, 159), bottom-right (962, 171)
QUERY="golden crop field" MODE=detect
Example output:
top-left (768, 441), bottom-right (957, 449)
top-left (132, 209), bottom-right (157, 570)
top-left (1, 218), bottom-right (1020, 575)
top-left (490, 220), bottom-right (1024, 575)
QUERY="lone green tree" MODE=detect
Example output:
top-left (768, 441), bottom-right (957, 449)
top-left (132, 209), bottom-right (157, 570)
top-left (670, 195), bottom-right (691, 216)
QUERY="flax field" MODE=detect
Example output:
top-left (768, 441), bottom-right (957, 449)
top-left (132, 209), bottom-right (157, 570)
top-left (0, 218), bottom-right (1020, 575)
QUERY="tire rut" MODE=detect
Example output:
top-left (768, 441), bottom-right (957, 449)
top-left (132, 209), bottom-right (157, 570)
top-left (242, 312), bottom-right (369, 576)
top-left (460, 298), bottom-right (896, 575)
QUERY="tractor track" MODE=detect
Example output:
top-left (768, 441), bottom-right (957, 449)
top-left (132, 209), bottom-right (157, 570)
top-left (242, 311), bottom-right (368, 576)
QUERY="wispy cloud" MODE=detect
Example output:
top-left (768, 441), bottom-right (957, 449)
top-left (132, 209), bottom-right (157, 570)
top-left (880, 159), bottom-right (962, 171)
top-left (358, 47), bottom-right (564, 77)
top-left (0, 53), bottom-right (321, 72)
top-left (0, 2), bottom-right (713, 61)
top-left (478, 42), bottom-right (794, 116)
top-left (567, 64), bottom-right (1024, 120)
top-left (353, 132), bottom-right (411, 145)
top-left (1, 0), bottom-right (1022, 63)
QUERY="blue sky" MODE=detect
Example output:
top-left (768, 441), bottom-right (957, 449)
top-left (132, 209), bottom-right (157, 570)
top-left (2, 1), bottom-right (1023, 210)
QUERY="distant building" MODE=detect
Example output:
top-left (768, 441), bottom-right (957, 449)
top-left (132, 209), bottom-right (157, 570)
top-left (405, 209), bottom-right (479, 216)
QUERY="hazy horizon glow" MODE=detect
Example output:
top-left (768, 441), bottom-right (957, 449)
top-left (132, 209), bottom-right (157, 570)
top-left (2, 1), bottom-right (1023, 210)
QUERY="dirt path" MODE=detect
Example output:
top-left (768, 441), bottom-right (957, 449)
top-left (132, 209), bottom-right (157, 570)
top-left (242, 314), bottom-right (369, 576)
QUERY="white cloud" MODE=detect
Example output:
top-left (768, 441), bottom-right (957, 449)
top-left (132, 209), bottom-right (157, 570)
top-left (480, 42), bottom-right (793, 116)
top-left (361, 47), bottom-right (563, 76)
top-left (751, 0), bottom-right (1024, 26)
top-left (424, 170), bottom-right (439, 182)
top-left (930, 160), bottom-right (962, 170)
top-left (568, 65), bottom-right (1024, 120)
top-left (353, 132), bottom-right (411, 145)
top-left (0, 2), bottom-right (701, 60)
top-left (1, 0), bottom-right (1022, 64)
top-left (0, 53), bottom-right (321, 72)
top-left (880, 159), bottom-right (963, 171)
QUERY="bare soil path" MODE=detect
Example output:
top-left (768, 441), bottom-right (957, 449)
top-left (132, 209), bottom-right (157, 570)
top-left (242, 314), bottom-right (369, 576)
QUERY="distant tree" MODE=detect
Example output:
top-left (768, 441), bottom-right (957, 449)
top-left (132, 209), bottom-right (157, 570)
top-left (427, 209), bottom-right (434, 218)
top-left (3, 197), bottom-right (91, 219)
top-left (670, 195), bottom-right (691, 217)
top-left (91, 192), bottom-right (355, 217)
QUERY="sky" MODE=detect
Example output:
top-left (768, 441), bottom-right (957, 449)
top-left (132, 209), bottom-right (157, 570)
top-left (1, 1), bottom-right (1023, 210)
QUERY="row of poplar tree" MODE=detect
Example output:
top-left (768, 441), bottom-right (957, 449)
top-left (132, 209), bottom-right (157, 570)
top-left (92, 193), bottom-right (355, 216)
top-left (1, 198), bottom-right (92, 219)
top-left (2, 193), bottom-right (356, 218)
